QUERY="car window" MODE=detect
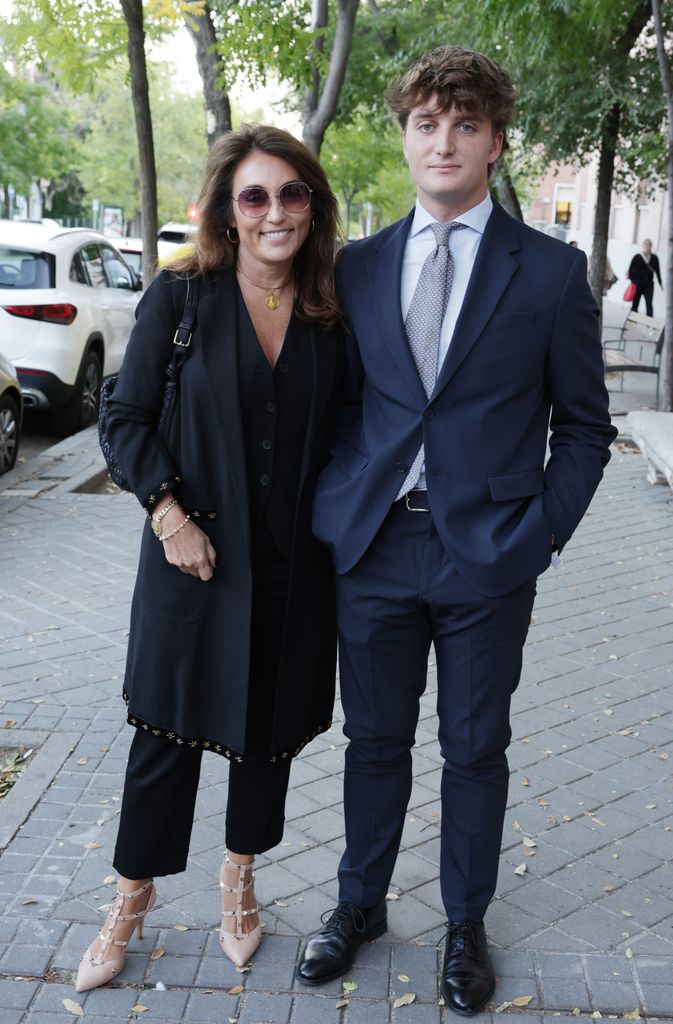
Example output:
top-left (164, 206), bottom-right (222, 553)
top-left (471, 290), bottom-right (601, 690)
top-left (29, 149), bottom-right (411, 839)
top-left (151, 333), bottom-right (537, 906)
top-left (0, 245), bottom-right (54, 289)
top-left (69, 251), bottom-right (89, 285)
top-left (79, 244), bottom-right (107, 289)
top-left (100, 245), bottom-right (134, 289)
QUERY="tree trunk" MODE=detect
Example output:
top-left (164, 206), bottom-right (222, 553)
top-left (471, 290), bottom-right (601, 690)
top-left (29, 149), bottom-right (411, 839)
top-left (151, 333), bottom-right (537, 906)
top-left (302, 0), bottom-right (359, 155)
top-left (184, 0), bottom-right (231, 148)
top-left (491, 161), bottom-right (523, 220)
top-left (651, 0), bottom-right (673, 411)
top-left (120, 0), bottom-right (158, 285)
top-left (588, 103), bottom-right (620, 308)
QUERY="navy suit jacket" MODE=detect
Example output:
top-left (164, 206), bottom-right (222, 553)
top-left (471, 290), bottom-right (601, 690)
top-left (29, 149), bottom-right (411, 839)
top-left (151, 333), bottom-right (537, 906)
top-left (313, 202), bottom-right (617, 597)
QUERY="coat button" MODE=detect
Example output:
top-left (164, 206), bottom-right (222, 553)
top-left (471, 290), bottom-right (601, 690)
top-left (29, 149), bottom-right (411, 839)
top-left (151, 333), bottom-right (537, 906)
top-left (394, 462), bottom-right (407, 473)
top-left (262, 439), bottom-right (272, 450)
top-left (260, 474), bottom-right (270, 486)
top-left (266, 401), bottom-right (276, 412)
top-left (424, 409), bottom-right (435, 420)
top-left (278, 362), bottom-right (289, 373)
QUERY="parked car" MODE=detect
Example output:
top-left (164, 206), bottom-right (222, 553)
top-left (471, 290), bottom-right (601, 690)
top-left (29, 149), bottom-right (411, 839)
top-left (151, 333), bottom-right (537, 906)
top-left (0, 220), bottom-right (141, 436)
top-left (0, 349), bottom-right (23, 476)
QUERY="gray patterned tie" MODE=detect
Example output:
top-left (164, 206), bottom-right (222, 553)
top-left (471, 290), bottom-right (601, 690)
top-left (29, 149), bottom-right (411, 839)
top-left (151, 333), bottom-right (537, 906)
top-left (397, 220), bottom-right (466, 499)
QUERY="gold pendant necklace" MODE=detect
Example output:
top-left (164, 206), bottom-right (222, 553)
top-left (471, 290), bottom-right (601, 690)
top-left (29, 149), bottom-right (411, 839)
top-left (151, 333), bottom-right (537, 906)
top-left (236, 268), bottom-right (292, 311)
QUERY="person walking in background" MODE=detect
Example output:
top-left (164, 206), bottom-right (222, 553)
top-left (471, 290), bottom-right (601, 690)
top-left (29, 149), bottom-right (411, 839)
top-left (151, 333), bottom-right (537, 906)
top-left (628, 239), bottom-right (662, 316)
top-left (303, 46), bottom-right (616, 1015)
top-left (75, 125), bottom-right (343, 991)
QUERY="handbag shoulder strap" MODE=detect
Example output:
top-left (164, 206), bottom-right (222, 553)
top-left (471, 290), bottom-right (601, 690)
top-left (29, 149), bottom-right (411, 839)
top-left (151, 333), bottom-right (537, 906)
top-left (166, 277), bottom-right (200, 380)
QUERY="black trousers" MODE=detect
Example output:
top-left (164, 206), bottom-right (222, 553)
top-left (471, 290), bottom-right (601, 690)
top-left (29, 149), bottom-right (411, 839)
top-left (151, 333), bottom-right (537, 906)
top-left (632, 282), bottom-right (654, 317)
top-left (113, 519), bottom-right (293, 879)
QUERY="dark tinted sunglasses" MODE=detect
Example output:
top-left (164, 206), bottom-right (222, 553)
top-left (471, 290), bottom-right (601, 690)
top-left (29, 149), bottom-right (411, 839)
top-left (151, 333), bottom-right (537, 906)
top-left (233, 181), bottom-right (312, 218)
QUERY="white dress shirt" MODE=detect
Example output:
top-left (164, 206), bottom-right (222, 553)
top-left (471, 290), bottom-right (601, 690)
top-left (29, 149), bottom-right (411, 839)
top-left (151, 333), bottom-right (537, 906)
top-left (400, 192), bottom-right (493, 489)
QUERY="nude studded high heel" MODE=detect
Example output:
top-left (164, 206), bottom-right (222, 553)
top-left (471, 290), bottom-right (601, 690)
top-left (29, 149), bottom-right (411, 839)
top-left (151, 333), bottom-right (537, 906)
top-left (218, 853), bottom-right (262, 966)
top-left (75, 879), bottom-right (156, 992)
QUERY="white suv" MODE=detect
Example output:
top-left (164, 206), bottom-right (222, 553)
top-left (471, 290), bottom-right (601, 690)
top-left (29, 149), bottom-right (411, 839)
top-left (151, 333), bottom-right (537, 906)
top-left (0, 221), bottom-right (141, 435)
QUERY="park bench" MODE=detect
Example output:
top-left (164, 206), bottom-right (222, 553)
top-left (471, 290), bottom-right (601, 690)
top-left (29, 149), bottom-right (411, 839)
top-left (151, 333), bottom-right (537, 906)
top-left (602, 309), bottom-right (663, 409)
top-left (602, 311), bottom-right (665, 410)
top-left (626, 410), bottom-right (673, 492)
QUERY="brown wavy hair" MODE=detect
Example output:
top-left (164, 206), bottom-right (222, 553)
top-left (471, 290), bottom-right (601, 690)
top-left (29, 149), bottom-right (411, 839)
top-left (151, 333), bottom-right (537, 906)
top-left (386, 46), bottom-right (516, 141)
top-left (168, 124), bottom-right (342, 330)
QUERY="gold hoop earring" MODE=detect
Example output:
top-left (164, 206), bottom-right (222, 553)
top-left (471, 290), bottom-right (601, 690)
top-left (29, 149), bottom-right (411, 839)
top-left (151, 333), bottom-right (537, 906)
top-left (226, 226), bottom-right (239, 244)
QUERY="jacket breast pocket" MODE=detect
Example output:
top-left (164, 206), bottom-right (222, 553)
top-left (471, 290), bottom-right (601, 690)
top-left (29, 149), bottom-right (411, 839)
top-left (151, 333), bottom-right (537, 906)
top-left (488, 469), bottom-right (544, 502)
top-left (488, 310), bottom-right (537, 331)
top-left (330, 443), bottom-right (369, 478)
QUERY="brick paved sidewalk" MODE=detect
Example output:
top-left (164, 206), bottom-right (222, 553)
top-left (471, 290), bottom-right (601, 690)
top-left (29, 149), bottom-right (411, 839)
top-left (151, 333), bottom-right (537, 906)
top-left (1, 437), bottom-right (673, 1023)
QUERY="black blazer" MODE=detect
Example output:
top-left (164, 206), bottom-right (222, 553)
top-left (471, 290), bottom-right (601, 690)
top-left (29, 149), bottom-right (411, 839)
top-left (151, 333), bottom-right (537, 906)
top-left (107, 269), bottom-right (344, 760)
top-left (629, 253), bottom-right (661, 288)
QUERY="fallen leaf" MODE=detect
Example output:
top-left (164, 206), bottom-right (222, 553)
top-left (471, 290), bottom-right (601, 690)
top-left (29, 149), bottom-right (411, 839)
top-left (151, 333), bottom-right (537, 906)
top-left (494, 1001), bottom-right (511, 1013)
top-left (659, 752), bottom-right (669, 760)
top-left (645, 804), bottom-right (657, 810)
top-left (512, 820), bottom-right (522, 832)
top-left (173, 924), bottom-right (189, 931)
top-left (386, 892), bottom-right (400, 901)
top-left (572, 1010), bottom-right (581, 1017)
top-left (235, 964), bottom-right (251, 973)
top-left (548, 816), bottom-right (558, 825)
top-left (343, 981), bottom-right (358, 992)
top-left (623, 1011), bottom-right (640, 1020)
top-left (273, 900), bottom-right (288, 907)
top-left (97, 903), bottom-right (112, 912)
top-left (103, 875), bottom-right (116, 885)
top-left (521, 776), bottom-right (530, 786)
top-left (538, 798), bottom-right (549, 808)
top-left (21, 899), bottom-right (38, 905)
top-left (397, 974), bottom-right (410, 982)
top-left (523, 837), bottom-right (537, 848)
top-left (3, 720), bottom-right (15, 728)
top-left (512, 995), bottom-right (534, 1007)
top-left (603, 708), bottom-right (614, 716)
top-left (77, 757), bottom-right (89, 765)
top-left (625, 948), bottom-right (634, 959)
top-left (514, 863), bottom-right (527, 876)
top-left (620, 910), bottom-right (633, 917)
top-left (393, 993), bottom-right (416, 1008)
top-left (227, 985), bottom-right (244, 995)
top-left (150, 947), bottom-right (165, 960)
top-left (131, 1005), bottom-right (148, 1013)
top-left (593, 1012), bottom-right (603, 1019)
top-left (62, 998), bottom-right (84, 1016)
top-left (336, 998), bottom-right (349, 1008)
top-left (603, 885), bottom-right (614, 893)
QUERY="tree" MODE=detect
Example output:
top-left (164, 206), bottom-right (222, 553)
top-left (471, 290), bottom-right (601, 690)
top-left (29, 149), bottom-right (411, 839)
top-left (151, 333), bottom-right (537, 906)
top-left (183, 0), bottom-right (231, 147)
top-left (0, 66), bottom-right (73, 218)
top-left (302, 0), bottom-right (359, 153)
top-left (651, 0), bottom-right (673, 410)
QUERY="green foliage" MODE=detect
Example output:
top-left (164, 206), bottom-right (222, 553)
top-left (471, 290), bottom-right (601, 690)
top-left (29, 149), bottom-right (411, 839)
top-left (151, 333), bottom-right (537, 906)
top-left (0, 65), bottom-right (74, 197)
top-left (72, 64), bottom-right (208, 227)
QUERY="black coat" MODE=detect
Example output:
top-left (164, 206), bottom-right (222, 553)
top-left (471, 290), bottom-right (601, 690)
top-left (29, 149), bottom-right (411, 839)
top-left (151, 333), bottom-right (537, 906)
top-left (628, 252), bottom-right (661, 288)
top-left (107, 269), bottom-right (343, 761)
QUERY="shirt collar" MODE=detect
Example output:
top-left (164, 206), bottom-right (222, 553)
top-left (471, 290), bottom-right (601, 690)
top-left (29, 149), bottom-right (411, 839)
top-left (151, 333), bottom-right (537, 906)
top-left (409, 192), bottom-right (493, 238)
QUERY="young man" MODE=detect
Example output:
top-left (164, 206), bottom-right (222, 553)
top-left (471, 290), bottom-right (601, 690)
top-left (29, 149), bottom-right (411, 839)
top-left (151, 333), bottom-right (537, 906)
top-left (304, 47), bottom-right (617, 1015)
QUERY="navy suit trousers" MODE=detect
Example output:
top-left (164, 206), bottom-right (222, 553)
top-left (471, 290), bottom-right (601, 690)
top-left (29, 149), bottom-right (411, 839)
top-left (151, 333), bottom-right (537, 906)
top-left (336, 500), bottom-right (537, 921)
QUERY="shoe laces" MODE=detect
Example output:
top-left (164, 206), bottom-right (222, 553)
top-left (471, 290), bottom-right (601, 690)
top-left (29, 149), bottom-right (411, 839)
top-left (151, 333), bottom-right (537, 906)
top-left (440, 920), bottom-right (481, 956)
top-left (320, 902), bottom-right (367, 934)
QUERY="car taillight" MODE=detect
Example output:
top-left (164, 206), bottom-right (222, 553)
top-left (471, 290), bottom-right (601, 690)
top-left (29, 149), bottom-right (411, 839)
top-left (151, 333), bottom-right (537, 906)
top-left (1, 303), bottom-right (78, 325)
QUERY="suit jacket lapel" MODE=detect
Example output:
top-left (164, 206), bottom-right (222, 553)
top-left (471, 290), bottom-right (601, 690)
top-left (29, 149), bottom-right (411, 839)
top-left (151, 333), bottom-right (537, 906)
top-left (433, 203), bottom-right (520, 397)
top-left (367, 210), bottom-right (427, 405)
top-left (199, 271), bottom-right (250, 541)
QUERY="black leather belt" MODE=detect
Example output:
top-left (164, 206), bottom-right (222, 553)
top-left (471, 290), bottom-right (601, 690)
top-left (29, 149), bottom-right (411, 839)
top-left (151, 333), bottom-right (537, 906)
top-left (404, 489), bottom-right (430, 512)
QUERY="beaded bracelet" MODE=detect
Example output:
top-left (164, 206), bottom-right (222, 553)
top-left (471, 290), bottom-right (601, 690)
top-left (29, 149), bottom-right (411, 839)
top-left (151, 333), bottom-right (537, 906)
top-left (159, 514), bottom-right (191, 542)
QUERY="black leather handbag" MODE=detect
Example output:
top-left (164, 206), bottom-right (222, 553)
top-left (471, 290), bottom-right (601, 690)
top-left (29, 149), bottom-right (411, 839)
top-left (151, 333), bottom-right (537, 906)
top-left (98, 277), bottom-right (199, 490)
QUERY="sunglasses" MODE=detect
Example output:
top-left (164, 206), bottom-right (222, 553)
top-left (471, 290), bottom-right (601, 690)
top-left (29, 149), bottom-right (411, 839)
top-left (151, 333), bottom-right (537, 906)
top-left (233, 181), bottom-right (312, 218)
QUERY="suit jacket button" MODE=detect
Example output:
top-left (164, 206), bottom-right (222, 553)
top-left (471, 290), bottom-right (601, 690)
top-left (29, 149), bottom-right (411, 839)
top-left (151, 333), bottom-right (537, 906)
top-left (260, 474), bottom-right (270, 486)
top-left (394, 462), bottom-right (407, 473)
top-left (424, 409), bottom-right (435, 420)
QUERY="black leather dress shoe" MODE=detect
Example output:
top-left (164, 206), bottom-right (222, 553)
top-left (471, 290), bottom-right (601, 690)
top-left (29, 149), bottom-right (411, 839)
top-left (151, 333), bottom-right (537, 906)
top-left (297, 900), bottom-right (387, 986)
top-left (440, 920), bottom-right (495, 1016)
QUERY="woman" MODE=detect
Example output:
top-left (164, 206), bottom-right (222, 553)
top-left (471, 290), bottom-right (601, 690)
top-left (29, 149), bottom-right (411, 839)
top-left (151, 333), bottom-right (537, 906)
top-left (76, 125), bottom-right (343, 991)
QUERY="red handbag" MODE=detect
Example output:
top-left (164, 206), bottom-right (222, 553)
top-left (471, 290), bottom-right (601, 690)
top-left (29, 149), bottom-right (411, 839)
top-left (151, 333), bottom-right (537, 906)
top-left (623, 282), bottom-right (636, 302)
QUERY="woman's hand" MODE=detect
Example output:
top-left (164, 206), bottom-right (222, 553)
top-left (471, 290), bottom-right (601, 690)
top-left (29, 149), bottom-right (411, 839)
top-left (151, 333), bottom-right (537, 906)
top-left (158, 504), bottom-right (217, 581)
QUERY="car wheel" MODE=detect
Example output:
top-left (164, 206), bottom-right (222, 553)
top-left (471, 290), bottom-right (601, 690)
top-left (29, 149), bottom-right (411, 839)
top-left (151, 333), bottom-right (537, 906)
top-left (51, 350), bottom-right (102, 436)
top-left (0, 393), bottom-right (20, 476)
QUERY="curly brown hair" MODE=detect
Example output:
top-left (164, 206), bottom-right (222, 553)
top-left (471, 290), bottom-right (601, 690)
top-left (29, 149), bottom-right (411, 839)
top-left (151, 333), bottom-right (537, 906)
top-left (168, 124), bottom-right (342, 330)
top-left (386, 46), bottom-right (516, 142)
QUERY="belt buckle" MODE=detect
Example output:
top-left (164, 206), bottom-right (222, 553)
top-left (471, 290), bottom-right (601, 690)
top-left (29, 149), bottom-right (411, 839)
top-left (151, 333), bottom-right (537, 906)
top-left (405, 491), bottom-right (429, 513)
